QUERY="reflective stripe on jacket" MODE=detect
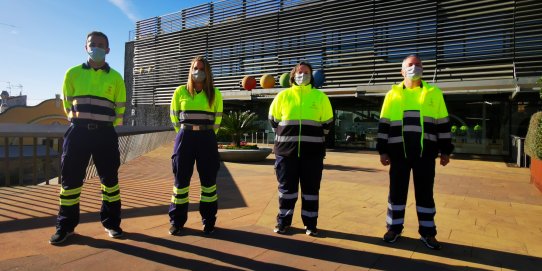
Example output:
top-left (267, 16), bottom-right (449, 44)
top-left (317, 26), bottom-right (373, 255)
top-left (62, 63), bottom-right (126, 126)
top-left (268, 84), bottom-right (333, 157)
top-left (376, 80), bottom-right (454, 159)
top-left (170, 85), bottom-right (223, 133)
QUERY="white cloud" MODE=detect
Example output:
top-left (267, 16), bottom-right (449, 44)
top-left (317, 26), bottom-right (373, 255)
top-left (108, 0), bottom-right (139, 22)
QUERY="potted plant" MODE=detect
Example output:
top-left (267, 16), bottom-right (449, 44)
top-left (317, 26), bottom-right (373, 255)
top-left (524, 78), bottom-right (542, 192)
top-left (218, 110), bottom-right (272, 162)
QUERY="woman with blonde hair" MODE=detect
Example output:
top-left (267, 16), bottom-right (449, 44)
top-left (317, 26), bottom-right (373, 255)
top-left (168, 56), bottom-right (223, 235)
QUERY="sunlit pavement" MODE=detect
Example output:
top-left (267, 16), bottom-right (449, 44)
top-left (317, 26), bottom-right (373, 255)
top-left (1, 144), bottom-right (541, 270)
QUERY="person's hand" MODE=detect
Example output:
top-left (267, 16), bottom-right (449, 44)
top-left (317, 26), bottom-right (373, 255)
top-left (440, 154), bottom-right (450, 166)
top-left (380, 153), bottom-right (390, 166)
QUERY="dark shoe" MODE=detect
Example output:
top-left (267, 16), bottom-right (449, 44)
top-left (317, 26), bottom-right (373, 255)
top-left (49, 230), bottom-right (74, 245)
top-left (169, 225), bottom-right (183, 235)
top-left (203, 224), bottom-right (215, 235)
top-left (105, 227), bottom-right (124, 238)
top-left (421, 235), bottom-right (441, 250)
top-left (383, 230), bottom-right (401, 243)
top-left (273, 224), bottom-right (289, 234)
top-left (305, 226), bottom-right (319, 236)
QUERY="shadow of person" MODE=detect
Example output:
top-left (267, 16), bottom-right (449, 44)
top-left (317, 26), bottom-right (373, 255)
top-left (67, 231), bottom-right (305, 271)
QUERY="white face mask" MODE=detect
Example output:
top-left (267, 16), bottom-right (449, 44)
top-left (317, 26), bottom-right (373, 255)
top-left (192, 70), bottom-right (206, 83)
top-left (404, 65), bottom-right (423, 80)
top-left (294, 73), bottom-right (311, 86)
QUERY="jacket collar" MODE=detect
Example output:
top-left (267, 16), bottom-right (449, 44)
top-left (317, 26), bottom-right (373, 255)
top-left (397, 80), bottom-right (432, 92)
top-left (291, 84), bottom-right (313, 92)
top-left (82, 62), bottom-right (111, 73)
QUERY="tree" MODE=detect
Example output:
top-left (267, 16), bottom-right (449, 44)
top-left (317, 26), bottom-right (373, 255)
top-left (220, 110), bottom-right (259, 147)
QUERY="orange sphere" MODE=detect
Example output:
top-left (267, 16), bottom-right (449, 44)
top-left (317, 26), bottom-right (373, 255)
top-left (242, 76), bottom-right (257, 91)
top-left (260, 74), bottom-right (275, 89)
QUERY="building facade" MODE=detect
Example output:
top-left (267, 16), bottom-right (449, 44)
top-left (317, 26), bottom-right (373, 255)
top-left (125, 0), bottom-right (542, 156)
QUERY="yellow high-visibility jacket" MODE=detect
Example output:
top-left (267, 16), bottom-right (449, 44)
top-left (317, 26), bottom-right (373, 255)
top-left (376, 80), bottom-right (454, 159)
top-left (62, 63), bottom-right (126, 126)
top-left (170, 85), bottom-right (223, 133)
top-left (269, 84), bottom-right (333, 157)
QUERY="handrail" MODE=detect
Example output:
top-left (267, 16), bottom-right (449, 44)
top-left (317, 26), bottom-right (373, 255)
top-left (0, 124), bottom-right (175, 187)
top-left (0, 124), bottom-right (172, 137)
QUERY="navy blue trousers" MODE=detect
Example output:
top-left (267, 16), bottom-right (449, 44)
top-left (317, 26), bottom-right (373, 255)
top-left (387, 155), bottom-right (437, 237)
top-left (169, 129), bottom-right (220, 227)
top-left (274, 155), bottom-right (323, 228)
top-left (56, 124), bottom-right (121, 232)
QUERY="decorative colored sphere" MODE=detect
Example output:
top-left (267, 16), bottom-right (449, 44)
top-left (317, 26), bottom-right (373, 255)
top-left (312, 69), bottom-right (325, 88)
top-left (260, 74), bottom-right (276, 89)
top-left (242, 76), bottom-right (257, 91)
top-left (279, 73), bottom-right (290, 88)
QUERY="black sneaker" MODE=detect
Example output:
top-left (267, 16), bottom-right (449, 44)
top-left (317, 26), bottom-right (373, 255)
top-left (273, 224), bottom-right (289, 234)
top-left (305, 226), bottom-right (319, 236)
top-left (49, 230), bottom-right (74, 245)
top-left (203, 224), bottom-right (215, 235)
top-left (169, 225), bottom-right (183, 235)
top-left (420, 235), bottom-right (441, 250)
top-left (105, 227), bottom-right (124, 238)
top-left (383, 230), bottom-right (401, 243)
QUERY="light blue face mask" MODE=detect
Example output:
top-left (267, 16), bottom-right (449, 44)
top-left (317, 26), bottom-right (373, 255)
top-left (88, 47), bottom-right (106, 63)
top-left (294, 73), bottom-right (311, 86)
top-left (404, 65), bottom-right (423, 80)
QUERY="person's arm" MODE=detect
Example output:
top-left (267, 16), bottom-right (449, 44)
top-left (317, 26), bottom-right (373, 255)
top-left (170, 87), bottom-right (181, 133)
top-left (213, 88), bottom-right (223, 134)
top-left (62, 69), bottom-right (74, 120)
top-left (377, 91), bottom-right (392, 165)
top-left (435, 90), bottom-right (454, 165)
top-left (320, 94), bottom-right (334, 136)
top-left (113, 75), bottom-right (126, 126)
top-left (268, 93), bottom-right (281, 132)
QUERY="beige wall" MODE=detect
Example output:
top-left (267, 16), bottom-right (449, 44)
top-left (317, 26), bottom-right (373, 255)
top-left (0, 98), bottom-right (69, 125)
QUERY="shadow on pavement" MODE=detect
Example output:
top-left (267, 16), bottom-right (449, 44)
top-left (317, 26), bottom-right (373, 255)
top-left (70, 232), bottom-right (305, 271)
top-left (82, 228), bottom-right (498, 271)
top-left (322, 229), bottom-right (541, 271)
top-left (0, 161), bottom-right (246, 234)
top-left (324, 163), bottom-right (381, 172)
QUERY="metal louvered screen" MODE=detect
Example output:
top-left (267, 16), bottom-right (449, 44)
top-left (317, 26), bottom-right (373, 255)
top-left (131, 0), bottom-right (542, 105)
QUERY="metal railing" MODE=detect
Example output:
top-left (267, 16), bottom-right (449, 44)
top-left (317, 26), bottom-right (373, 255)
top-left (0, 124), bottom-right (175, 186)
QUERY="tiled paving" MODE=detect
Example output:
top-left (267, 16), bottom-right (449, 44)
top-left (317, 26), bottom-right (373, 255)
top-left (1, 144), bottom-right (541, 270)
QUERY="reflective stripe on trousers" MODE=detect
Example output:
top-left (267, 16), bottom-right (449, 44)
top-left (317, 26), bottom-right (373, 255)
top-left (274, 154), bottom-right (323, 228)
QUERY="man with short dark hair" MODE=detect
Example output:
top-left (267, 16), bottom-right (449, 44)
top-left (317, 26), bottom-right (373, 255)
top-left (50, 31), bottom-right (126, 245)
top-left (377, 55), bottom-right (454, 250)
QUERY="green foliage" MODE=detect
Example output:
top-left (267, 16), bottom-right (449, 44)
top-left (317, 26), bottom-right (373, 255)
top-left (525, 112), bottom-right (542, 160)
top-left (220, 144), bottom-right (259, 150)
top-left (219, 110), bottom-right (260, 147)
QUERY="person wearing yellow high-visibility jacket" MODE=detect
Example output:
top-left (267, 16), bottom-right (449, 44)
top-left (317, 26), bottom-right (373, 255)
top-left (269, 62), bottom-right (333, 236)
top-left (50, 31), bottom-right (126, 245)
top-left (377, 55), bottom-right (454, 250)
top-left (168, 56), bottom-right (223, 235)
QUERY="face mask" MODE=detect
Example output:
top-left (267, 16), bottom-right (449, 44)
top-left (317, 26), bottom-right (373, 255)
top-left (192, 70), bottom-right (206, 83)
top-left (404, 65), bottom-right (423, 80)
top-left (294, 73), bottom-right (311, 86)
top-left (87, 47), bottom-right (106, 63)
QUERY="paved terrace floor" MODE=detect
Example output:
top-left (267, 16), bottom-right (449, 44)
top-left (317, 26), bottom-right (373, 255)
top-left (1, 144), bottom-right (542, 271)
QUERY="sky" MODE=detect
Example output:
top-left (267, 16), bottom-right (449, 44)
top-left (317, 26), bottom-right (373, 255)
top-left (0, 0), bottom-right (209, 105)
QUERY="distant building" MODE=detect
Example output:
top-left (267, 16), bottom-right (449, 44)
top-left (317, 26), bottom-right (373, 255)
top-left (125, 0), bottom-right (542, 156)
top-left (0, 90), bottom-right (27, 113)
top-left (0, 94), bottom-right (68, 125)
